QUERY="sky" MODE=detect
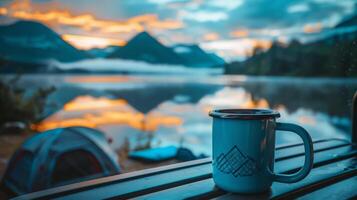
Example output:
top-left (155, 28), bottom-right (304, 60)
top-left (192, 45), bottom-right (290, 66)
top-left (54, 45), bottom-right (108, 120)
top-left (0, 0), bottom-right (356, 61)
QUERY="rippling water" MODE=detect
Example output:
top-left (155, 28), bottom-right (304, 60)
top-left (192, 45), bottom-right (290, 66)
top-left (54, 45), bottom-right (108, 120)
top-left (4, 74), bottom-right (357, 156)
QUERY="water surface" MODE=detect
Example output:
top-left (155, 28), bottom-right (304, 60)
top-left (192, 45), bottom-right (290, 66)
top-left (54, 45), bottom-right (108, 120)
top-left (4, 74), bottom-right (357, 156)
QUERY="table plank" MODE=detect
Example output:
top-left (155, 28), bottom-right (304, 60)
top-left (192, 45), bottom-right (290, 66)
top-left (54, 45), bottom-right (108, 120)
top-left (56, 163), bottom-right (212, 200)
top-left (275, 138), bottom-right (347, 150)
top-left (275, 138), bottom-right (349, 161)
top-left (12, 158), bottom-right (211, 200)
top-left (13, 139), bottom-right (354, 200)
top-left (297, 176), bottom-right (357, 200)
top-left (270, 158), bottom-right (357, 199)
top-left (134, 158), bottom-right (357, 200)
top-left (276, 146), bottom-right (357, 174)
top-left (53, 144), bottom-right (357, 200)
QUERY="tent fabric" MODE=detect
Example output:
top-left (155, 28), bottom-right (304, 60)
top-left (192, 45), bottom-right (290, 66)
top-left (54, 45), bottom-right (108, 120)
top-left (128, 146), bottom-right (208, 162)
top-left (1, 126), bottom-right (120, 195)
top-left (129, 146), bottom-right (178, 162)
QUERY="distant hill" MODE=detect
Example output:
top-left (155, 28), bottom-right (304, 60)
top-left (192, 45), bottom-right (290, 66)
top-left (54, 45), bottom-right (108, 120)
top-left (0, 21), bottom-right (225, 72)
top-left (84, 45), bottom-right (121, 58)
top-left (336, 14), bottom-right (357, 28)
top-left (109, 31), bottom-right (185, 65)
top-left (0, 20), bottom-right (88, 63)
top-left (225, 15), bottom-right (357, 77)
top-left (172, 44), bottom-right (225, 67)
top-left (225, 31), bottom-right (357, 77)
top-left (208, 52), bottom-right (226, 66)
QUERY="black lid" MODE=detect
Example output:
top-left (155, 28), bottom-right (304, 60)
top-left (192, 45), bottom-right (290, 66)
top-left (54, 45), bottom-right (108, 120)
top-left (209, 109), bottom-right (280, 120)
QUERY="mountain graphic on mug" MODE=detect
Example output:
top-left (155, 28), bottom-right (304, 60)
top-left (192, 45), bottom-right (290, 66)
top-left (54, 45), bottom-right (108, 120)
top-left (215, 145), bottom-right (258, 177)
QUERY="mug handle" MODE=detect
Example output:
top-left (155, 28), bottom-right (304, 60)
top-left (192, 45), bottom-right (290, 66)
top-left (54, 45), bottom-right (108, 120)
top-left (271, 122), bottom-right (314, 183)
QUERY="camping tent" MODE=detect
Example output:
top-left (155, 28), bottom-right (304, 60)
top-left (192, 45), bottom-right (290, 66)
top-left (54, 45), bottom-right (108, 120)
top-left (1, 127), bottom-right (120, 195)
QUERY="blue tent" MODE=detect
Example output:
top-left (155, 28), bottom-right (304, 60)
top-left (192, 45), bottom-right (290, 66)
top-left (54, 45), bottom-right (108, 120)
top-left (1, 127), bottom-right (120, 195)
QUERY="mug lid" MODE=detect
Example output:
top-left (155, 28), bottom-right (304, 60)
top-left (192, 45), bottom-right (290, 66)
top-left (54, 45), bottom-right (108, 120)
top-left (209, 109), bottom-right (280, 120)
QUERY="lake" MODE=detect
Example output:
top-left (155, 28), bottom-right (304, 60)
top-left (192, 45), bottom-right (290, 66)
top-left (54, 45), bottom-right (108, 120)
top-left (4, 74), bottom-right (357, 156)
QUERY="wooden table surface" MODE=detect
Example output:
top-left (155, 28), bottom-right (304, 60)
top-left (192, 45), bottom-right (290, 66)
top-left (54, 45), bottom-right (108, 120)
top-left (13, 138), bottom-right (357, 200)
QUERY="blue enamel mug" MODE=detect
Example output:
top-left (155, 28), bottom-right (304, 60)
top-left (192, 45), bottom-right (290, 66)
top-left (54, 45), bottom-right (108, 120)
top-left (209, 109), bottom-right (314, 193)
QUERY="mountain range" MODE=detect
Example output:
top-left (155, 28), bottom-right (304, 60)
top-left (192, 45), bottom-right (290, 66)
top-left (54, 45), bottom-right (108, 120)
top-left (1, 16), bottom-right (355, 76)
top-left (84, 46), bottom-right (120, 58)
top-left (0, 21), bottom-right (88, 63)
top-left (0, 20), bottom-right (225, 71)
top-left (109, 31), bottom-right (185, 65)
top-left (172, 44), bottom-right (225, 67)
top-left (108, 31), bottom-right (224, 67)
top-left (335, 14), bottom-right (357, 28)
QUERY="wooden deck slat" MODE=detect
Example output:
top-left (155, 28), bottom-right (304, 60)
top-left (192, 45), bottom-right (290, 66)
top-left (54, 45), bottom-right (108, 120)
top-left (275, 138), bottom-right (350, 161)
top-left (54, 163), bottom-right (213, 200)
top-left (276, 146), bottom-right (357, 174)
top-left (297, 176), bottom-right (357, 200)
top-left (133, 157), bottom-right (357, 200)
top-left (275, 138), bottom-right (346, 150)
top-left (135, 179), bottom-right (219, 200)
top-left (53, 144), bottom-right (356, 200)
top-left (271, 160), bottom-right (357, 199)
top-left (12, 158), bottom-right (211, 200)
top-left (12, 139), bottom-right (355, 200)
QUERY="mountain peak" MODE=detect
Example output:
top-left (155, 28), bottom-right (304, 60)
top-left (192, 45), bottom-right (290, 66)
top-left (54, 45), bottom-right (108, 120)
top-left (13, 20), bottom-right (47, 27)
top-left (336, 14), bottom-right (357, 28)
top-left (0, 20), bottom-right (57, 38)
top-left (0, 20), bottom-right (87, 62)
top-left (109, 31), bottom-right (185, 65)
top-left (173, 43), bottom-right (225, 67)
top-left (129, 31), bottom-right (159, 44)
top-left (4, 20), bottom-right (52, 32)
top-left (136, 31), bottom-right (152, 37)
top-left (109, 32), bottom-right (225, 67)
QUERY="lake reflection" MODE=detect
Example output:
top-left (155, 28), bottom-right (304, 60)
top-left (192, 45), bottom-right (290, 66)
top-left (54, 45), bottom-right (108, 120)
top-left (7, 74), bottom-right (356, 156)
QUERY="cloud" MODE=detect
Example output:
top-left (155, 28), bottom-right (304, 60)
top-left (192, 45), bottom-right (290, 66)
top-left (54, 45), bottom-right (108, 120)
top-left (0, 0), bottom-right (356, 60)
top-left (226, 0), bottom-right (353, 29)
top-left (0, 7), bottom-right (7, 15)
top-left (61, 34), bottom-right (126, 49)
top-left (179, 10), bottom-right (228, 22)
top-left (1, 1), bottom-right (184, 32)
top-left (56, 58), bottom-right (223, 74)
top-left (201, 38), bottom-right (272, 61)
top-left (203, 32), bottom-right (220, 41)
top-left (288, 3), bottom-right (310, 13)
top-left (230, 29), bottom-right (249, 38)
top-left (147, 0), bottom-right (189, 5)
top-left (303, 23), bottom-right (322, 33)
top-left (0, 0), bottom-right (184, 49)
top-left (206, 0), bottom-right (244, 11)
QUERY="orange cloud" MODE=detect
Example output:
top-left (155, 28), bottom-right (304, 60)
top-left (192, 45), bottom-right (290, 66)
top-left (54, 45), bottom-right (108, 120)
top-left (157, 32), bottom-right (195, 45)
top-left (303, 23), bottom-right (322, 34)
top-left (1, 0), bottom-right (184, 35)
top-left (230, 29), bottom-right (249, 38)
top-left (62, 34), bottom-right (126, 49)
top-left (0, 0), bottom-right (185, 49)
top-left (203, 32), bottom-right (220, 41)
top-left (0, 7), bottom-right (7, 15)
top-left (202, 38), bottom-right (272, 59)
top-left (252, 40), bottom-right (272, 50)
top-left (8, 10), bottom-right (183, 33)
top-left (147, 20), bottom-right (183, 30)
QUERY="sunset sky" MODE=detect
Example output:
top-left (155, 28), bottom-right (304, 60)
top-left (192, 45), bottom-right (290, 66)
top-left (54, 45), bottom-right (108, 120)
top-left (0, 0), bottom-right (356, 60)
